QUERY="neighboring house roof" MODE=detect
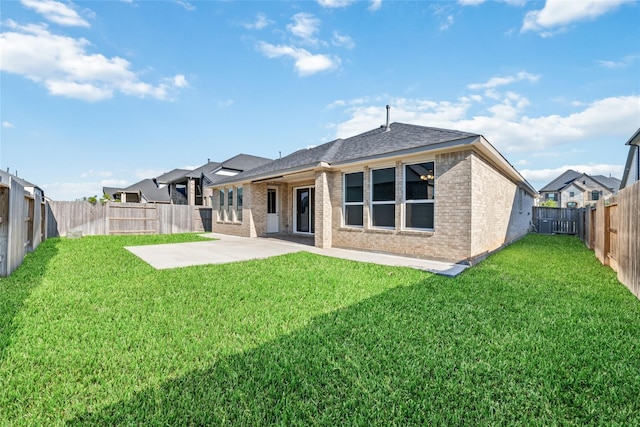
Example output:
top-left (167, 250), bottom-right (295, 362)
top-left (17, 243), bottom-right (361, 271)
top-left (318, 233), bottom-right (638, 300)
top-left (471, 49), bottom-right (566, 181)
top-left (539, 169), bottom-right (582, 192)
top-left (210, 122), bottom-right (537, 195)
top-left (185, 161), bottom-right (223, 179)
top-left (541, 169), bottom-right (621, 196)
top-left (562, 181), bottom-right (586, 192)
top-left (621, 127), bottom-right (640, 189)
top-left (221, 153), bottom-right (273, 171)
top-left (107, 179), bottom-right (171, 203)
top-left (202, 154), bottom-right (273, 185)
top-left (125, 179), bottom-right (171, 203)
top-left (102, 187), bottom-right (121, 198)
top-left (590, 175), bottom-right (621, 191)
top-left (155, 168), bottom-right (191, 185)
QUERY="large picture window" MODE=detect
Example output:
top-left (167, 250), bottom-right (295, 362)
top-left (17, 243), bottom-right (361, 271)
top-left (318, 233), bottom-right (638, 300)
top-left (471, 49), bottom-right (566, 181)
top-left (371, 167), bottom-right (395, 228)
top-left (404, 162), bottom-right (435, 230)
top-left (344, 172), bottom-right (363, 226)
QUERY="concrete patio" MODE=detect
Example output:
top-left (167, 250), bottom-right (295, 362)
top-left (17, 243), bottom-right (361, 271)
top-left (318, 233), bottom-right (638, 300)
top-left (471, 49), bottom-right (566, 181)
top-left (126, 233), bottom-right (468, 277)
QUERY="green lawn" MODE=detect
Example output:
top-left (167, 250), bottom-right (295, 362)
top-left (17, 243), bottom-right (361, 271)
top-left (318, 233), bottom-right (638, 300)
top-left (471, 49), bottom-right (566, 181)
top-left (1, 233), bottom-right (639, 426)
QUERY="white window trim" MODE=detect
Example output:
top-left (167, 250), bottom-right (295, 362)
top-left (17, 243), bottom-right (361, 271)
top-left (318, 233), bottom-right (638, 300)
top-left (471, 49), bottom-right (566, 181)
top-left (370, 167), bottom-right (396, 229)
top-left (403, 161), bottom-right (435, 231)
top-left (343, 171), bottom-right (364, 228)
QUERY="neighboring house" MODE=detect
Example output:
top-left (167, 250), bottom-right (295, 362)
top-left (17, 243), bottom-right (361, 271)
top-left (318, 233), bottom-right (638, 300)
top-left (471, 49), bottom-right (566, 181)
top-left (201, 154), bottom-right (273, 206)
top-left (620, 128), bottom-right (640, 189)
top-left (103, 179), bottom-right (171, 203)
top-left (539, 170), bottom-right (621, 207)
top-left (103, 155), bottom-right (272, 206)
top-left (152, 155), bottom-right (273, 206)
top-left (207, 122), bottom-right (537, 265)
top-left (154, 168), bottom-right (192, 204)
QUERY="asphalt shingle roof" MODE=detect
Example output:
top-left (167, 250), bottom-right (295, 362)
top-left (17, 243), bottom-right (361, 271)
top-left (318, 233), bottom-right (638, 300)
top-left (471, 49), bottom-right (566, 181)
top-left (155, 168), bottom-right (191, 185)
top-left (124, 179), bottom-right (170, 203)
top-left (591, 175), bottom-right (621, 191)
top-left (539, 170), bottom-right (582, 192)
top-left (221, 153), bottom-right (273, 171)
top-left (217, 123), bottom-right (478, 184)
top-left (185, 161), bottom-right (223, 179)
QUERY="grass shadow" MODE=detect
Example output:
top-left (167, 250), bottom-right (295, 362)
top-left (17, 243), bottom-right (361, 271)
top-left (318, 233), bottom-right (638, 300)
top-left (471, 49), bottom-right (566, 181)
top-left (68, 255), bottom-right (640, 426)
top-left (0, 238), bottom-right (60, 362)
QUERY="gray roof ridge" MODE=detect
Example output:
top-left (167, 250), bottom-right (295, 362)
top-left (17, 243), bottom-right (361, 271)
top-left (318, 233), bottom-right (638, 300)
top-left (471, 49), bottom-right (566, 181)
top-left (539, 169), bottom-right (582, 192)
top-left (320, 138), bottom-right (345, 163)
top-left (392, 122), bottom-right (480, 137)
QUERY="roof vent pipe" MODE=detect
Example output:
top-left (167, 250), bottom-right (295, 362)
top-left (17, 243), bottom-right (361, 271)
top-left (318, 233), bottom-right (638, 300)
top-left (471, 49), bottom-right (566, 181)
top-left (385, 105), bottom-right (391, 131)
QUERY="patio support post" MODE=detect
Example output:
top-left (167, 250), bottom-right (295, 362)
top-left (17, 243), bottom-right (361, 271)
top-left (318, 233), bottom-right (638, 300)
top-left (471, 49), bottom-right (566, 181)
top-left (314, 170), bottom-right (332, 249)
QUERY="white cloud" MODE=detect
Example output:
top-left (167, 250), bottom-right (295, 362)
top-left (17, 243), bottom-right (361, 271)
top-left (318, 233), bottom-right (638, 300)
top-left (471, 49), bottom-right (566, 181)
top-left (317, 0), bottom-right (356, 8)
top-left (244, 13), bottom-right (273, 30)
top-left (21, 0), bottom-right (90, 27)
top-left (459, 0), bottom-right (526, 6)
top-left (2, 121), bottom-right (15, 128)
top-left (45, 79), bottom-right (113, 101)
top-left (597, 54), bottom-right (639, 69)
top-left (218, 98), bottom-right (234, 108)
top-left (468, 71), bottom-right (540, 90)
top-left (42, 179), bottom-right (129, 201)
top-left (522, 0), bottom-right (632, 35)
top-left (287, 13), bottom-right (321, 45)
top-left (172, 74), bottom-right (188, 88)
top-left (332, 31), bottom-right (355, 49)
top-left (439, 15), bottom-right (454, 31)
top-left (328, 93), bottom-right (637, 190)
top-left (80, 170), bottom-right (113, 178)
top-left (257, 41), bottom-right (339, 76)
top-left (0, 21), bottom-right (186, 101)
top-left (175, 0), bottom-right (195, 11)
top-left (329, 94), bottom-right (640, 154)
top-left (369, 0), bottom-right (382, 11)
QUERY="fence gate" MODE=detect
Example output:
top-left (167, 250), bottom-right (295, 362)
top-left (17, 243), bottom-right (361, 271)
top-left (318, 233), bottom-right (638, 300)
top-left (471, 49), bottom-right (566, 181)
top-left (532, 207), bottom-right (579, 235)
top-left (108, 203), bottom-right (158, 234)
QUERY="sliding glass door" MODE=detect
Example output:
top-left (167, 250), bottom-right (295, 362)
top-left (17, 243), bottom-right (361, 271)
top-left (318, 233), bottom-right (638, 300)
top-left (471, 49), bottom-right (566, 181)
top-left (294, 187), bottom-right (315, 234)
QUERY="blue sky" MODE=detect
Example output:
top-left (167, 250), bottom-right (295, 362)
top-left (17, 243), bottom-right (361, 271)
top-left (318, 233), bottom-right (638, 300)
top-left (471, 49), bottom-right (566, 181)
top-left (1, 0), bottom-right (639, 200)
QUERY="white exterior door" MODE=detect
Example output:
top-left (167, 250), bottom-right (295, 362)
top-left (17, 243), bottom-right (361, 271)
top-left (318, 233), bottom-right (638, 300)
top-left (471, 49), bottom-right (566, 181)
top-left (266, 188), bottom-right (279, 233)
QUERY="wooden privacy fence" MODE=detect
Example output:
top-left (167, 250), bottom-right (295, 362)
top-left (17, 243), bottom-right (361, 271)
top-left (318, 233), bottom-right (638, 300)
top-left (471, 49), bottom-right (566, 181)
top-left (532, 207), bottom-right (580, 235)
top-left (578, 181), bottom-right (640, 300)
top-left (47, 201), bottom-right (212, 238)
top-left (0, 172), bottom-right (46, 277)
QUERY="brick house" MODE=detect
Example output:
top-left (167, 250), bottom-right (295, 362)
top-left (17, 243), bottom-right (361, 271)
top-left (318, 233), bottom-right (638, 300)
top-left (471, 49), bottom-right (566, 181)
top-left (208, 122), bottom-right (537, 264)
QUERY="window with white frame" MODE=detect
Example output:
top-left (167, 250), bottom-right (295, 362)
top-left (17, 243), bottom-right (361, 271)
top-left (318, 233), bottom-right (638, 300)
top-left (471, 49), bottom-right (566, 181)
top-left (343, 172), bottom-right (364, 227)
top-left (228, 188), bottom-right (234, 220)
top-left (371, 167), bottom-right (395, 228)
top-left (404, 161), bottom-right (435, 230)
top-left (237, 187), bottom-right (243, 221)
